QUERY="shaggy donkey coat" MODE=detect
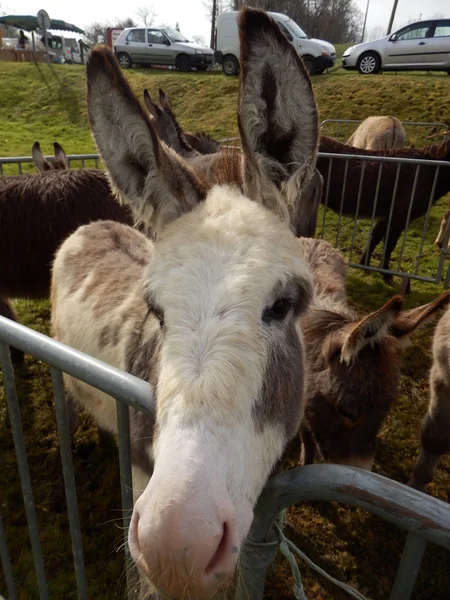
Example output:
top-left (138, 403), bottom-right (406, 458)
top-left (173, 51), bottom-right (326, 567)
top-left (347, 116), bottom-right (406, 150)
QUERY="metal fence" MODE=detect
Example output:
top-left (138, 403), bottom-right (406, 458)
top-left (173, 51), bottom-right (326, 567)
top-left (1, 316), bottom-right (450, 600)
top-left (320, 119), bottom-right (450, 147)
top-left (2, 150), bottom-right (450, 286)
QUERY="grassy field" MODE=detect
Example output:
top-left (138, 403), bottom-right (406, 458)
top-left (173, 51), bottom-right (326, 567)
top-left (1, 60), bottom-right (450, 600)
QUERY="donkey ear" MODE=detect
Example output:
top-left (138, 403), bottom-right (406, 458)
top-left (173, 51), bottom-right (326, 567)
top-left (32, 141), bottom-right (50, 172)
top-left (340, 296), bottom-right (403, 364)
top-left (237, 8), bottom-right (319, 226)
top-left (143, 89), bottom-right (162, 120)
top-left (53, 142), bottom-right (69, 169)
top-left (390, 291), bottom-right (450, 343)
top-left (87, 47), bottom-right (205, 233)
top-left (158, 88), bottom-right (171, 111)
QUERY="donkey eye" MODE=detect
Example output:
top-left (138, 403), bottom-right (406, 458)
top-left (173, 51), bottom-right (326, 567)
top-left (262, 298), bottom-right (293, 324)
top-left (336, 405), bottom-right (358, 422)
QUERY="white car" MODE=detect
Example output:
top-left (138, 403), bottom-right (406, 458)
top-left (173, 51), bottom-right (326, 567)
top-left (214, 10), bottom-right (335, 75)
top-left (343, 18), bottom-right (450, 74)
top-left (114, 27), bottom-right (214, 71)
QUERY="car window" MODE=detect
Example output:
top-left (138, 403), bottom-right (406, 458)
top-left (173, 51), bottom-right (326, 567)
top-left (433, 22), bottom-right (450, 37)
top-left (396, 24), bottom-right (430, 41)
top-left (148, 30), bottom-right (167, 44)
top-left (126, 29), bottom-right (146, 43)
top-left (277, 22), bottom-right (292, 39)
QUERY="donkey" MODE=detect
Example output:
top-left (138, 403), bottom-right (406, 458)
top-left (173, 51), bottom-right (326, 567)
top-left (298, 236), bottom-right (450, 469)
top-left (318, 135), bottom-right (450, 280)
top-left (184, 130), bottom-right (221, 154)
top-left (347, 116), bottom-right (406, 151)
top-left (0, 169), bottom-right (133, 362)
top-left (51, 9), bottom-right (320, 598)
top-left (434, 204), bottom-right (450, 253)
top-left (144, 88), bottom-right (323, 238)
top-left (409, 304), bottom-right (450, 491)
top-left (32, 141), bottom-right (70, 172)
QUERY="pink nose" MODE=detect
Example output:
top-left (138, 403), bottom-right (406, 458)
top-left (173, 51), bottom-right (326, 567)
top-left (129, 501), bottom-right (240, 598)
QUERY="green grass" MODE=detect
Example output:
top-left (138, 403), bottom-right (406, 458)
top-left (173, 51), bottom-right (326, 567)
top-left (1, 61), bottom-right (450, 599)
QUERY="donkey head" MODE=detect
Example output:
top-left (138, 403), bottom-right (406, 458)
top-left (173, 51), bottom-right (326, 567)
top-left (143, 87), bottom-right (196, 158)
top-left (32, 141), bottom-right (69, 172)
top-left (87, 8), bottom-right (317, 598)
top-left (303, 292), bottom-right (450, 469)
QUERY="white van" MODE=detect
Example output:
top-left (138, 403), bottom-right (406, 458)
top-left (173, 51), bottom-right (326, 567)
top-left (215, 11), bottom-right (335, 75)
top-left (43, 34), bottom-right (83, 64)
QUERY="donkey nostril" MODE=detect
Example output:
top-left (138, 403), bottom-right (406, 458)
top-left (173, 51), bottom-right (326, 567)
top-left (205, 522), bottom-right (230, 576)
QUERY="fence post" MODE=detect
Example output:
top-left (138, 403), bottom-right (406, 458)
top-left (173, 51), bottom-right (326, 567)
top-left (390, 533), bottom-right (427, 600)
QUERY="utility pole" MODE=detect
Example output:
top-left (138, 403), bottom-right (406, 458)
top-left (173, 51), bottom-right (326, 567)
top-left (210, 0), bottom-right (217, 50)
top-left (387, 0), bottom-right (399, 35)
top-left (361, 0), bottom-right (370, 43)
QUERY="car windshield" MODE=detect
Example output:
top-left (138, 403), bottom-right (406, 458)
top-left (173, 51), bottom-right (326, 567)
top-left (285, 19), bottom-right (308, 39)
top-left (163, 29), bottom-right (190, 43)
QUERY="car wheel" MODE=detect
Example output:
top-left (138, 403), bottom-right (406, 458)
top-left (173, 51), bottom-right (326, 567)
top-left (118, 53), bottom-right (132, 69)
top-left (177, 54), bottom-right (191, 72)
top-left (302, 55), bottom-right (316, 75)
top-left (222, 55), bottom-right (239, 76)
top-left (357, 52), bottom-right (381, 74)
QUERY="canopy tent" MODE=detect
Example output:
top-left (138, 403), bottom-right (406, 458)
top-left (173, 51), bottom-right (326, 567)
top-left (0, 15), bottom-right (84, 34)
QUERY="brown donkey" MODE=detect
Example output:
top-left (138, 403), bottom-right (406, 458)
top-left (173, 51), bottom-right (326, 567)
top-left (51, 9), bottom-right (320, 599)
top-left (298, 237), bottom-right (450, 469)
top-left (409, 304), bottom-right (450, 491)
top-left (318, 135), bottom-right (450, 280)
top-left (32, 141), bottom-right (70, 172)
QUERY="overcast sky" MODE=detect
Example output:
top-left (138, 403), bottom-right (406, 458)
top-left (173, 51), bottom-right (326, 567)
top-left (5, 0), bottom-right (450, 44)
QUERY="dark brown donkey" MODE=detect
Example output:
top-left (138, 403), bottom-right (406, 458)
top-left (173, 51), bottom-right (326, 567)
top-left (297, 236), bottom-right (450, 469)
top-left (318, 136), bottom-right (450, 280)
top-left (409, 303), bottom-right (450, 491)
top-left (0, 169), bottom-right (133, 361)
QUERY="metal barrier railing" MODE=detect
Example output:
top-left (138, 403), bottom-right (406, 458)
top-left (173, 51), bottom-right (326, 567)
top-left (320, 119), bottom-right (449, 147)
top-left (1, 150), bottom-right (450, 286)
top-left (1, 315), bottom-right (450, 600)
top-left (0, 154), bottom-right (101, 175)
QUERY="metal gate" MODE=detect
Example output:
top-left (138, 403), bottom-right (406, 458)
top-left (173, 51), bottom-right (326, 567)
top-left (2, 151), bottom-right (450, 287)
top-left (1, 316), bottom-right (450, 600)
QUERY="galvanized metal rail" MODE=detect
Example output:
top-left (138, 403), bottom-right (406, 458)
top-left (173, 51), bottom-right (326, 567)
top-left (1, 316), bottom-right (450, 599)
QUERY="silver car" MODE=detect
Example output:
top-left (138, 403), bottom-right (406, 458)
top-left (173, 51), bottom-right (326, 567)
top-left (343, 18), bottom-right (450, 74)
top-left (114, 27), bottom-right (214, 71)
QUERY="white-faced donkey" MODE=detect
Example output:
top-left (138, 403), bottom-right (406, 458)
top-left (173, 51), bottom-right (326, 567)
top-left (51, 8), bottom-right (320, 599)
top-left (298, 237), bottom-right (450, 470)
top-left (409, 303), bottom-right (450, 491)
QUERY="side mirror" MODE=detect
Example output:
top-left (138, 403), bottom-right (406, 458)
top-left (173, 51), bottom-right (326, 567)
top-left (285, 32), bottom-right (293, 42)
top-left (164, 39), bottom-right (171, 46)
top-left (390, 34), bottom-right (397, 42)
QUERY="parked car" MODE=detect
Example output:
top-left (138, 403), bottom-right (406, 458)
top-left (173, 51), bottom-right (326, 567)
top-left (214, 10), bottom-right (336, 75)
top-left (114, 27), bottom-right (214, 71)
top-left (342, 18), bottom-right (450, 74)
top-left (43, 34), bottom-right (83, 64)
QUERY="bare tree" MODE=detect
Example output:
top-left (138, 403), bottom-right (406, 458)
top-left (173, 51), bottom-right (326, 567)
top-left (367, 24), bottom-right (385, 41)
top-left (204, 0), bottom-right (225, 49)
top-left (193, 34), bottom-right (206, 45)
top-left (84, 17), bottom-right (136, 45)
top-left (135, 6), bottom-right (157, 27)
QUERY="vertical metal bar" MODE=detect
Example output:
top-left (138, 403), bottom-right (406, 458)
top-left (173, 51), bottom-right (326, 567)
top-left (116, 399), bottom-right (134, 600)
top-left (320, 158), bottom-right (333, 239)
top-left (381, 163), bottom-right (402, 269)
top-left (390, 533), bottom-right (427, 600)
top-left (95, 158), bottom-right (99, 168)
top-left (81, 159), bottom-right (85, 168)
top-left (335, 159), bottom-right (349, 247)
top-left (364, 162), bottom-right (383, 266)
top-left (0, 342), bottom-right (49, 600)
top-left (0, 162), bottom-right (3, 175)
top-left (0, 508), bottom-right (18, 600)
top-left (349, 162), bottom-right (366, 263)
top-left (50, 368), bottom-right (88, 600)
top-left (415, 166), bottom-right (441, 276)
top-left (18, 161), bottom-right (22, 174)
top-left (397, 165), bottom-right (420, 270)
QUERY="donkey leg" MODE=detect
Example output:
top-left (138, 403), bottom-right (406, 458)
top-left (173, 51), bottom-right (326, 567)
top-left (300, 423), bottom-right (317, 465)
top-left (379, 225), bottom-right (403, 284)
top-left (0, 296), bottom-right (25, 363)
top-left (359, 219), bottom-right (387, 267)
